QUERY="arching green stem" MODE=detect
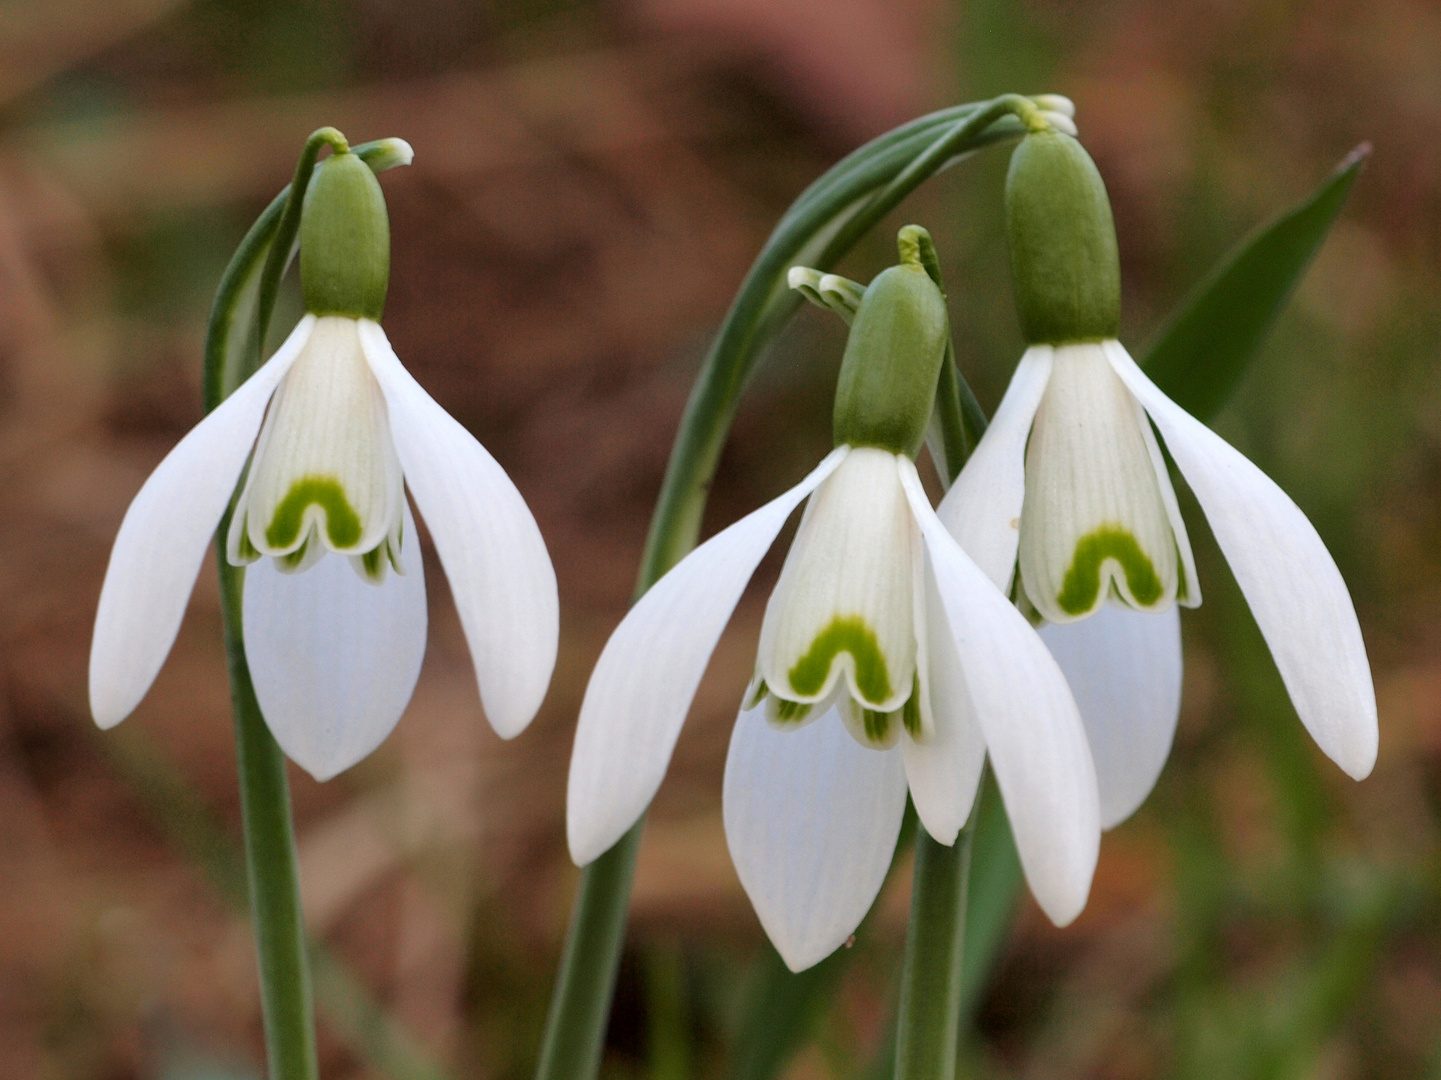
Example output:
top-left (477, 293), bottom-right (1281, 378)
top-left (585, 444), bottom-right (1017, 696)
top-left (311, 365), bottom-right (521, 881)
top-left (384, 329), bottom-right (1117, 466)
top-left (537, 94), bottom-right (1049, 1080)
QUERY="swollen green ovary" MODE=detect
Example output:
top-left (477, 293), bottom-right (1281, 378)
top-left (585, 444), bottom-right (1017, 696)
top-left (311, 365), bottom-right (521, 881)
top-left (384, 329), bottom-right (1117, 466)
top-left (786, 615), bottom-right (894, 706)
top-left (1055, 524), bottom-right (1163, 615)
top-left (265, 475), bottom-right (364, 550)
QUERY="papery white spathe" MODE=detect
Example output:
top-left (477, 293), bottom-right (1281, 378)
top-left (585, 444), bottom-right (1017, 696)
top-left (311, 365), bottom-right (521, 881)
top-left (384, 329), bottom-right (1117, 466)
top-left (89, 314), bottom-right (558, 779)
top-left (568, 445), bottom-right (1100, 972)
top-left (940, 339), bottom-right (1377, 826)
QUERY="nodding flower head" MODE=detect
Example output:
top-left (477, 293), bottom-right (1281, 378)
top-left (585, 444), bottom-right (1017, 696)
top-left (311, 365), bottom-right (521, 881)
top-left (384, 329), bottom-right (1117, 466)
top-left (568, 228), bottom-right (1100, 973)
top-left (89, 134), bottom-right (559, 781)
top-left (938, 133), bottom-right (1377, 831)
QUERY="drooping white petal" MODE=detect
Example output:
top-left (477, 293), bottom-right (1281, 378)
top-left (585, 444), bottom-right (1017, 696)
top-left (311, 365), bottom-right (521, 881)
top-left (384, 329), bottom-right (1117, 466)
top-left (231, 317), bottom-right (404, 564)
top-left (88, 316), bottom-right (316, 728)
top-left (359, 320), bottom-right (557, 740)
top-left (1019, 342), bottom-right (1183, 623)
top-left (1105, 341), bottom-right (1378, 779)
top-left (937, 346), bottom-right (1052, 589)
top-left (899, 459), bottom-right (1099, 926)
top-left (243, 502), bottom-right (428, 780)
top-left (724, 701), bottom-right (907, 972)
top-left (902, 558), bottom-right (987, 845)
top-left (757, 447), bottom-right (918, 713)
top-left (1039, 604), bottom-right (1182, 829)
top-left (568, 448), bottom-right (849, 865)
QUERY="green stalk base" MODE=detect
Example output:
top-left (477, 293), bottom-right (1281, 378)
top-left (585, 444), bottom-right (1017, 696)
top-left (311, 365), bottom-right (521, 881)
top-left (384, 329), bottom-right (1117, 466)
top-left (894, 824), bottom-right (974, 1080)
top-left (220, 560), bottom-right (319, 1080)
top-left (534, 822), bottom-right (644, 1080)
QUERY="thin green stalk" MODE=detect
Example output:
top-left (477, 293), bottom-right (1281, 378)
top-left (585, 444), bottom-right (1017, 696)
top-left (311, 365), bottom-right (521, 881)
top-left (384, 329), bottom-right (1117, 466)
top-left (95, 723), bottom-right (451, 1080)
top-left (249, 128), bottom-right (346, 378)
top-left (637, 96), bottom-right (1035, 579)
top-left (891, 229), bottom-right (986, 1080)
top-left (534, 822), bottom-right (643, 1080)
top-left (220, 560), bottom-right (319, 1080)
top-left (536, 95), bottom-right (1045, 1080)
top-left (894, 824), bottom-right (975, 1080)
top-left (199, 125), bottom-right (361, 1080)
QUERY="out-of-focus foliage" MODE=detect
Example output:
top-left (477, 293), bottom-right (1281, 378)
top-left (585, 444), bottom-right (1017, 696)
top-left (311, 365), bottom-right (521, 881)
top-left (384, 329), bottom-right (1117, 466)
top-left (2, 0), bottom-right (1440, 1078)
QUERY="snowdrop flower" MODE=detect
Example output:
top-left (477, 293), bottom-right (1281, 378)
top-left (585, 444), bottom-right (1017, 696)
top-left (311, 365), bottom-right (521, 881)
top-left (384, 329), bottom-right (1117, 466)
top-left (569, 230), bottom-right (1099, 972)
top-left (941, 129), bottom-right (1377, 827)
top-left (89, 140), bottom-right (558, 778)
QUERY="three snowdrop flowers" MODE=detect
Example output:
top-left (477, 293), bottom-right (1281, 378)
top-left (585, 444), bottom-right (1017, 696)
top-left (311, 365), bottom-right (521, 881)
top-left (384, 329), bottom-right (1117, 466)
top-left (88, 120), bottom-right (1378, 974)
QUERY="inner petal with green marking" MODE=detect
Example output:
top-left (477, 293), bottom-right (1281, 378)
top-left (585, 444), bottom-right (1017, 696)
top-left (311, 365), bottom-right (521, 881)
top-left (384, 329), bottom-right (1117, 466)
top-left (755, 446), bottom-right (919, 712)
top-left (1054, 524), bottom-right (1164, 615)
top-left (786, 615), bottom-right (894, 705)
top-left (265, 475), bottom-right (363, 550)
top-left (1018, 341), bottom-right (1193, 624)
top-left (226, 315), bottom-right (406, 583)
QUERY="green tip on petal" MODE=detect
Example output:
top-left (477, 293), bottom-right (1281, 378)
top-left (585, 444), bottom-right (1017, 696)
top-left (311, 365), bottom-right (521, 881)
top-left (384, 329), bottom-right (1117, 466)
top-left (1055, 525), bottom-right (1164, 616)
top-left (1005, 131), bottom-right (1121, 345)
top-left (786, 615), bottom-right (894, 707)
top-left (265, 475), bottom-right (364, 551)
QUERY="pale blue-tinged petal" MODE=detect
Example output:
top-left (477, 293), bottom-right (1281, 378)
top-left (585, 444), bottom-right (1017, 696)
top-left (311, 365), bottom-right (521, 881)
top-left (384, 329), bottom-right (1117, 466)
top-left (243, 502), bottom-right (427, 780)
top-left (1039, 604), bottom-right (1182, 828)
top-left (901, 558), bottom-right (986, 844)
top-left (359, 320), bottom-right (557, 740)
top-left (1105, 341), bottom-right (1378, 780)
top-left (88, 316), bottom-right (316, 728)
top-left (724, 702), bottom-right (907, 972)
top-left (900, 459), bottom-right (1099, 926)
top-left (568, 448), bottom-right (850, 866)
top-left (937, 346), bottom-right (1052, 589)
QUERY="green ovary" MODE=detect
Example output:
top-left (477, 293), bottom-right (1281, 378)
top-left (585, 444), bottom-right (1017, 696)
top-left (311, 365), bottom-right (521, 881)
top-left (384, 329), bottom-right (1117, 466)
top-left (265, 475), bottom-right (364, 550)
top-left (787, 615), bottom-right (894, 706)
top-left (1055, 525), bottom-right (1164, 615)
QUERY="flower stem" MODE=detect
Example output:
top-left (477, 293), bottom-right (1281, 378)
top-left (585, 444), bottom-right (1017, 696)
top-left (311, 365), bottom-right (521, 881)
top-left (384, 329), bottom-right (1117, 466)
top-left (534, 822), bottom-right (643, 1080)
top-left (894, 822), bottom-right (976, 1080)
top-left (218, 559), bottom-right (319, 1080)
top-left (535, 95), bottom-right (1044, 1080)
top-left (199, 126), bottom-right (392, 1080)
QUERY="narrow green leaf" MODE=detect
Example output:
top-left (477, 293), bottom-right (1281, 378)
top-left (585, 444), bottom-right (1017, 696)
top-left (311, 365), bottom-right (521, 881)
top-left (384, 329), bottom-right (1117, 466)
top-left (1143, 144), bottom-right (1369, 422)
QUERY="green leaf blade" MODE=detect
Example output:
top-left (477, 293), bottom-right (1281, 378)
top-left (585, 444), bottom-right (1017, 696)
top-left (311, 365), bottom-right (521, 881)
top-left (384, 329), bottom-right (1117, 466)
top-left (1143, 143), bottom-right (1369, 422)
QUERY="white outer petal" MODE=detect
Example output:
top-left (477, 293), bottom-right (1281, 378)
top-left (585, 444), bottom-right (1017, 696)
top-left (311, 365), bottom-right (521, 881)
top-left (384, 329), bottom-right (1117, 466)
top-left (1105, 341), bottom-right (1378, 779)
top-left (902, 558), bottom-right (987, 844)
top-left (568, 448), bottom-right (849, 865)
top-left (1040, 604), bottom-right (1182, 829)
top-left (360, 321), bottom-right (557, 739)
top-left (900, 460), bottom-right (1099, 926)
top-left (243, 502), bottom-right (428, 780)
top-left (937, 346), bottom-right (1052, 589)
top-left (88, 315), bottom-right (315, 728)
top-left (724, 702), bottom-right (907, 972)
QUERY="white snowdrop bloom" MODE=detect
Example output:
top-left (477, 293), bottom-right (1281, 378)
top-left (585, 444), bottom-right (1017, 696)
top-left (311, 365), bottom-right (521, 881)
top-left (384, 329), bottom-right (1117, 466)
top-left (568, 237), bottom-right (1100, 972)
top-left (939, 129), bottom-right (1376, 828)
top-left (89, 145), bottom-right (558, 779)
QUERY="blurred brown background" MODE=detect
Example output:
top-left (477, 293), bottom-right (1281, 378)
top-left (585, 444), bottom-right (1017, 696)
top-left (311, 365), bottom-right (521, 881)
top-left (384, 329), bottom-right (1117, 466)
top-left (2, 0), bottom-right (1440, 1077)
